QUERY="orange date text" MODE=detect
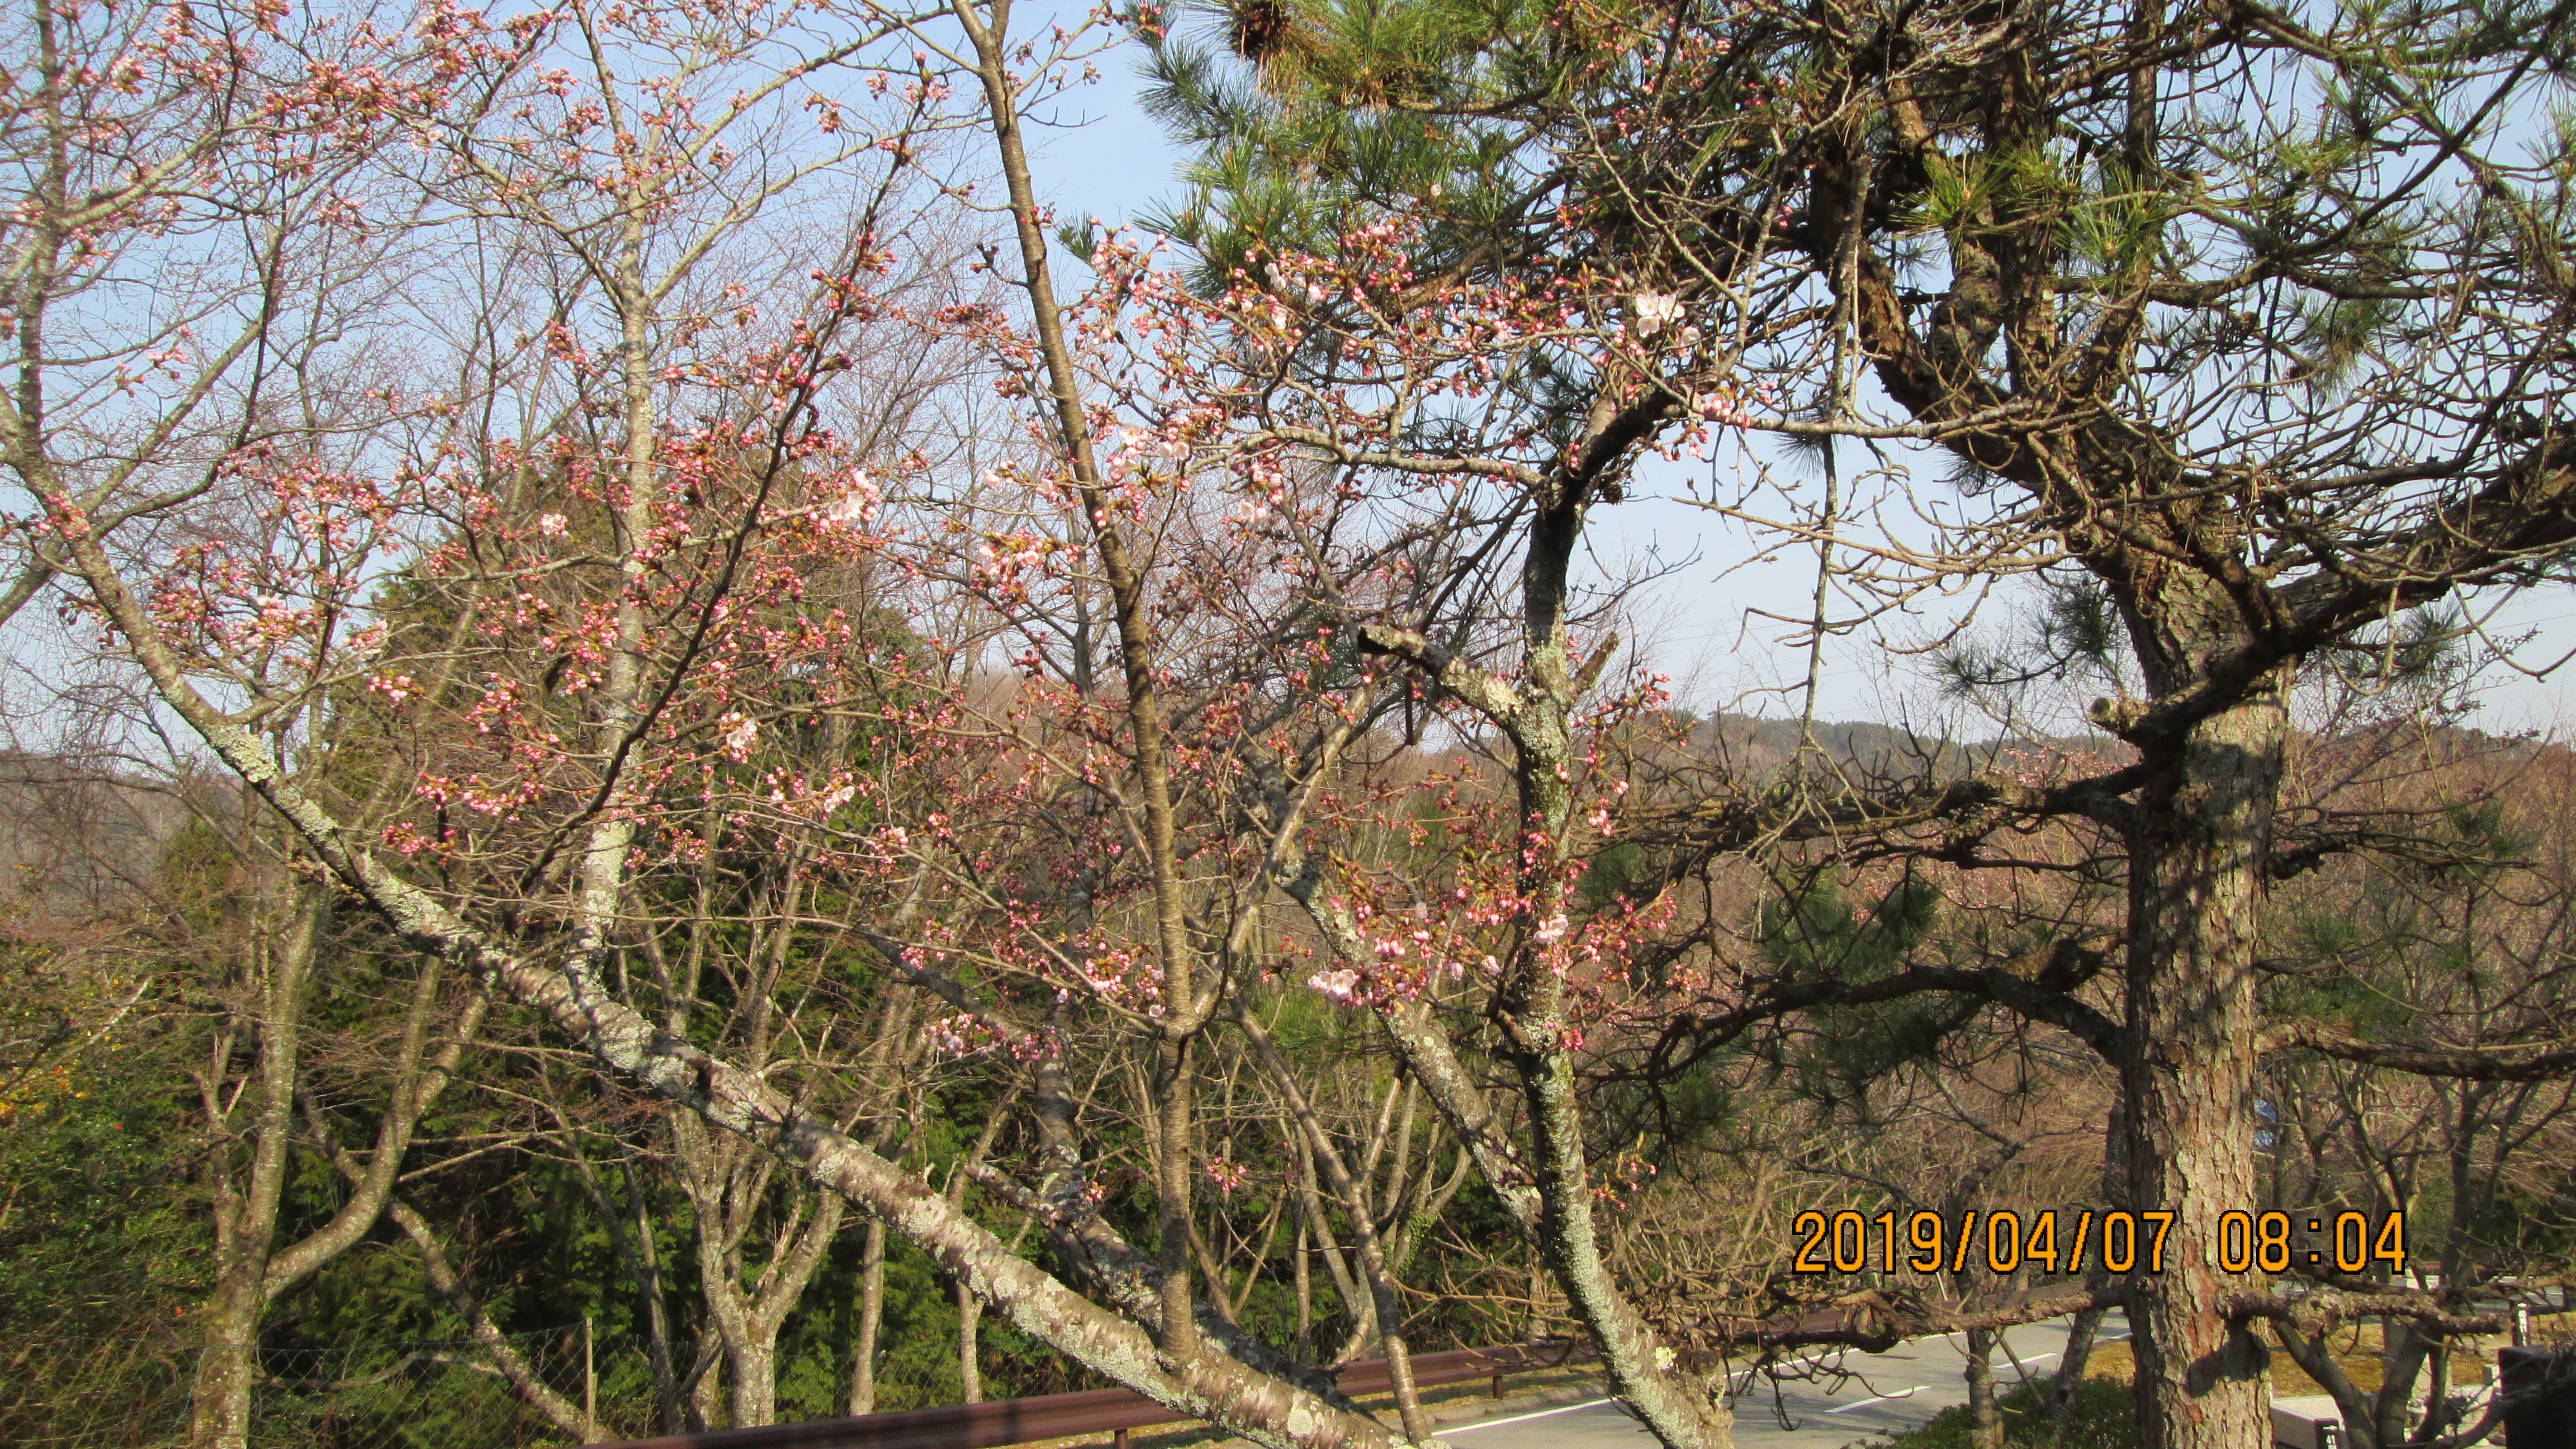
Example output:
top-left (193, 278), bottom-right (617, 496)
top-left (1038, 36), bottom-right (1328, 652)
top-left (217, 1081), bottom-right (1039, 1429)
top-left (1786, 1208), bottom-right (2409, 1276)
top-left (1789, 1209), bottom-right (2174, 1275)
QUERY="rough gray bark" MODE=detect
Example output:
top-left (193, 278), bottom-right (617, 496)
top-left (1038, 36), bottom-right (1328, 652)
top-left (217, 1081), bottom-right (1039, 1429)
top-left (2118, 685), bottom-right (2288, 1449)
top-left (1515, 1000), bottom-right (1729, 1449)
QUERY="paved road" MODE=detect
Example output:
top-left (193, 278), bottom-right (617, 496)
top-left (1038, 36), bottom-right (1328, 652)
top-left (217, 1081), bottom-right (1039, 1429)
top-left (1448, 1317), bottom-right (2130, 1449)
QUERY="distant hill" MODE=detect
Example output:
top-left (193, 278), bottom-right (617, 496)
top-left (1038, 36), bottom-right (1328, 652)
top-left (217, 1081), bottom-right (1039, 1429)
top-left (1682, 709), bottom-right (2568, 789)
top-left (0, 752), bottom-right (188, 910)
top-left (1683, 712), bottom-right (2120, 783)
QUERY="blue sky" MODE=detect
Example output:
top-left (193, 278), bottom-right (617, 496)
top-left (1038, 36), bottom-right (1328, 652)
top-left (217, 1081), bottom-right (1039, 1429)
top-left (1011, 23), bottom-right (2576, 735)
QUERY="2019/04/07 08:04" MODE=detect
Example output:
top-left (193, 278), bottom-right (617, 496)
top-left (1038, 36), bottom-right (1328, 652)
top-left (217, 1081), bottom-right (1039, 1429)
top-left (1787, 1208), bottom-right (2409, 1276)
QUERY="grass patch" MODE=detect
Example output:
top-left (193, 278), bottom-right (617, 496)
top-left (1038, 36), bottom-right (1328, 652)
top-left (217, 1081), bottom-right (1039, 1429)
top-left (2081, 1313), bottom-right (2573, 1397)
top-left (1860, 1376), bottom-right (2136, 1449)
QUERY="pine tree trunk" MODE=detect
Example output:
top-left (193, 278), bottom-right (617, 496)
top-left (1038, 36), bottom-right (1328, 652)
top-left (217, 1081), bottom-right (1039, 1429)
top-left (2120, 686), bottom-right (2285, 1449)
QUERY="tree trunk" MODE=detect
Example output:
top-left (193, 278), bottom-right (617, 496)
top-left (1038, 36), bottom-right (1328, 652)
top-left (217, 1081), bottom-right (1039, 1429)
top-left (1498, 517), bottom-right (1730, 1449)
top-left (2047, 1303), bottom-right (2110, 1425)
top-left (1964, 1328), bottom-right (2001, 1449)
top-left (1519, 1021), bottom-right (1729, 1449)
top-left (730, 1336), bottom-right (779, 1431)
top-left (692, 1341), bottom-right (727, 1431)
top-left (186, 1320), bottom-right (259, 1449)
top-left (187, 884), bottom-right (482, 1449)
top-left (622, 1156), bottom-right (686, 1434)
top-left (191, 1228), bottom-right (270, 1449)
top-left (1292, 1219), bottom-right (1313, 1364)
top-left (959, 1278), bottom-right (986, 1403)
top-left (851, 1216), bottom-right (887, 1415)
top-left (2120, 687), bottom-right (2286, 1449)
top-left (702, 1195), bottom-right (843, 1431)
top-left (188, 886), bottom-right (320, 1449)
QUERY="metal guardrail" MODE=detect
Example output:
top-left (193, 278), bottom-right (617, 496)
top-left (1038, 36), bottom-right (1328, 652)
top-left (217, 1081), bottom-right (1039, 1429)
top-left (592, 1340), bottom-right (1598, 1449)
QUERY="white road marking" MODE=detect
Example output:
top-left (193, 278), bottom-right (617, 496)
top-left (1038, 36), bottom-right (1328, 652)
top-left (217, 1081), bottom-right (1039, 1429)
top-left (1452, 1323), bottom-right (2135, 1437)
top-left (1729, 1352), bottom-right (1838, 1395)
top-left (1446, 1398), bottom-right (1620, 1433)
top-left (1825, 1388), bottom-right (1920, 1413)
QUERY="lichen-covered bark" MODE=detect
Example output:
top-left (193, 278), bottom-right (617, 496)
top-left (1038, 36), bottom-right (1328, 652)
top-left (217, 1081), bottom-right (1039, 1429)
top-left (1513, 1001), bottom-right (1731, 1449)
top-left (1504, 489), bottom-right (1732, 1449)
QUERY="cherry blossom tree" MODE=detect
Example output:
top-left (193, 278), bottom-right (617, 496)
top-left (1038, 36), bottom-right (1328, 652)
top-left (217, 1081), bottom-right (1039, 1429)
top-left (1, 1), bottom-right (1475, 1445)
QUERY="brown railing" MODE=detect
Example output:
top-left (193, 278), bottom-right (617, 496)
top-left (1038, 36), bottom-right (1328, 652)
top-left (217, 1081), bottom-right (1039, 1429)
top-left (592, 1341), bottom-right (1598, 1449)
